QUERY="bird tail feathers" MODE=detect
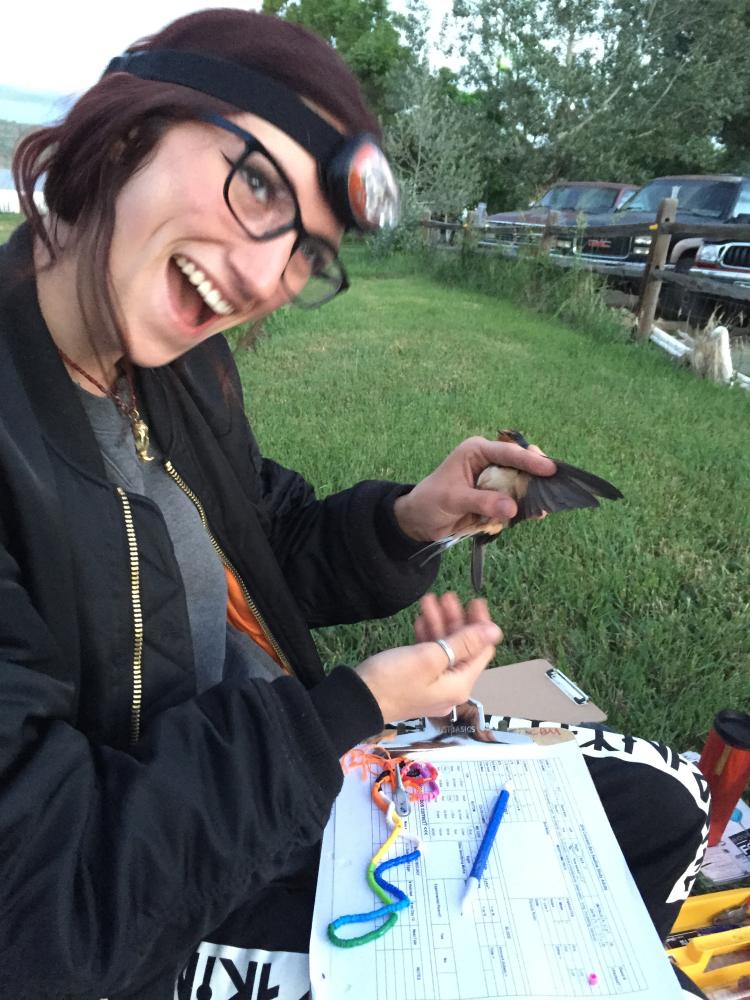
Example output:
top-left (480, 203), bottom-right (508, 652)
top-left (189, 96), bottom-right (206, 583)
top-left (408, 534), bottom-right (466, 568)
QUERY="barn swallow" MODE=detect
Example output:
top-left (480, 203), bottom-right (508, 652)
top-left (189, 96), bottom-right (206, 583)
top-left (414, 430), bottom-right (623, 592)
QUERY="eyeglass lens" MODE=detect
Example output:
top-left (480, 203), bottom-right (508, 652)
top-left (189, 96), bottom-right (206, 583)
top-left (282, 237), bottom-right (343, 308)
top-left (227, 150), bottom-right (346, 308)
top-left (227, 151), bottom-right (296, 238)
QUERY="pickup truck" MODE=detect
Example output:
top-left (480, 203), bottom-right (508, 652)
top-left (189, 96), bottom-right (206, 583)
top-left (554, 174), bottom-right (750, 270)
top-left (682, 242), bottom-right (750, 326)
top-left (485, 181), bottom-right (637, 250)
top-left (553, 174), bottom-right (750, 317)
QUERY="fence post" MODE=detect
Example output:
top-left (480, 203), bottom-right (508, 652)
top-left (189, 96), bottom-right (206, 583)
top-left (635, 197), bottom-right (678, 341)
top-left (421, 209), bottom-right (432, 247)
top-left (539, 208), bottom-right (556, 254)
top-left (461, 212), bottom-right (473, 254)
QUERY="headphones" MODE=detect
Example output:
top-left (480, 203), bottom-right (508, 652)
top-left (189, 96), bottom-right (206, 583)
top-left (105, 49), bottom-right (400, 233)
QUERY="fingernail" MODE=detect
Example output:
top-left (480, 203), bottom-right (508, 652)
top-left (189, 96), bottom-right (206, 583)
top-left (498, 500), bottom-right (515, 519)
top-left (480, 624), bottom-right (502, 643)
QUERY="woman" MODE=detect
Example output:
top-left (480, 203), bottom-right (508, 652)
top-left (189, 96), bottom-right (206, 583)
top-left (0, 10), bottom-right (553, 999)
top-left (1, 10), bottom-right (708, 1000)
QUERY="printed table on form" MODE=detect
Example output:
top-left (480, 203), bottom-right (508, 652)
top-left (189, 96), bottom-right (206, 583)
top-left (311, 741), bottom-right (683, 1000)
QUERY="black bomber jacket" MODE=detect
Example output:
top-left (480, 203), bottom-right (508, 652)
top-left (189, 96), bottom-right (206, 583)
top-left (0, 225), bottom-right (437, 999)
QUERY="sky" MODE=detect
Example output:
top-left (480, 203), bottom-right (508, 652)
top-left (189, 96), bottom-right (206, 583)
top-left (2, 0), bottom-right (453, 124)
top-left (1, 1), bottom-right (260, 122)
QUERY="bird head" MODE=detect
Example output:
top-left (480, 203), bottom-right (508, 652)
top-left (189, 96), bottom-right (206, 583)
top-left (496, 429), bottom-right (529, 448)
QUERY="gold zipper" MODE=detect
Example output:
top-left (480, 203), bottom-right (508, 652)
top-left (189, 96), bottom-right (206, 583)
top-left (116, 488), bottom-right (144, 745)
top-left (163, 460), bottom-right (292, 675)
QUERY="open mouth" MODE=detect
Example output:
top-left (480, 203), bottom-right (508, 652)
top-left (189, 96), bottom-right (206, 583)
top-left (168, 254), bottom-right (237, 331)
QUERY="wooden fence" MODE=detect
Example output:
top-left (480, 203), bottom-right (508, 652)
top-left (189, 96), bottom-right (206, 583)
top-left (421, 199), bottom-right (750, 342)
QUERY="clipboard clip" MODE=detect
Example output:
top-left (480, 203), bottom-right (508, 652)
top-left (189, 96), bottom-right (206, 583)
top-left (546, 668), bottom-right (590, 706)
top-left (464, 700), bottom-right (533, 743)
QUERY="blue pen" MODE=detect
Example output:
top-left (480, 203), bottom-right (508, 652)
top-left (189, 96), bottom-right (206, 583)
top-left (461, 781), bottom-right (513, 916)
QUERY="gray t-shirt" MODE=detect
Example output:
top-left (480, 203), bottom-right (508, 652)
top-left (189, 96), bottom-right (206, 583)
top-left (77, 384), bottom-right (283, 690)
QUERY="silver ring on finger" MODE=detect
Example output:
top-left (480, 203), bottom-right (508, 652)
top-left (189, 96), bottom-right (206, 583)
top-left (434, 637), bottom-right (457, 668)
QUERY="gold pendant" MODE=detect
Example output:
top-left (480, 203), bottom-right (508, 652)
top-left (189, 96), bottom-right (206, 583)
top-left (131, 416), bottom-right (154, 463)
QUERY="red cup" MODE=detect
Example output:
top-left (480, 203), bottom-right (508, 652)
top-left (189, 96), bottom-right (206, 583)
top-left (699, 710), bottom-right (750, 847)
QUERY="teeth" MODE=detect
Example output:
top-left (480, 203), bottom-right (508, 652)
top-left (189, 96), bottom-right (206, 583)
top-left (174, 254), bottom-right (197, 278)
top-left (173, 255), bottom-right (235, 317)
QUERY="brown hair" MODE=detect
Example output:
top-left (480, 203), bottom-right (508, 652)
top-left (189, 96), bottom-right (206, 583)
top-left (13, 9), bottom-right (380, 354)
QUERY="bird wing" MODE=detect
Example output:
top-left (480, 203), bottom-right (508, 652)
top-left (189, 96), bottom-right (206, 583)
top-left (514, 460), bottom-right (623, 524)
top-left (409, 459), bottom-right (621, 570)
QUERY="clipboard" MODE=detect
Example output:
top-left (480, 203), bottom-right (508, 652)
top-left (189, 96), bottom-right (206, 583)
top-left (312, 738), bottom-right (683, 1000)
top-left (469, 658), bottom-right (607, 724)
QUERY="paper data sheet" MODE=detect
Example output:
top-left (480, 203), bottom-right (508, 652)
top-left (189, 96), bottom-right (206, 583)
top-left (310, 741), bottom-right (682, 1000)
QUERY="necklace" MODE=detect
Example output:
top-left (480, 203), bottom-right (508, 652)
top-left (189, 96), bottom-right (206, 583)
top-left (58, 349), bottom-right (154, 462)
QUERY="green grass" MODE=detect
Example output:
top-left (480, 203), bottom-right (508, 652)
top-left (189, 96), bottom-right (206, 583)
top-left (0, 213), bottom-right (22, 244)
top-left (236, 247), bottom-right (749, 751)
top-left (2, 214), bottom-right (746, 749)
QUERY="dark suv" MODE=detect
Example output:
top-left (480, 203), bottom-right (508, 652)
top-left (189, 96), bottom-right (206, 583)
top-left (558, 175), bottom-right (750, 272)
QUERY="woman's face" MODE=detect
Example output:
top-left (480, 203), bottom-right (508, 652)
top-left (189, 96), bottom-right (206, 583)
top-left (108, 111), bottom-right (344, 367)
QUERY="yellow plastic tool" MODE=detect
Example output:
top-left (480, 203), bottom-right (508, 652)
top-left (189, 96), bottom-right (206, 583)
top-left (667, 925), bottom-right (750, 990)
top-left (671, 889), bottom-right (750, 933)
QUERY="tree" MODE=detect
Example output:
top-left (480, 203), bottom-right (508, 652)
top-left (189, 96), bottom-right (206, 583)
top-left (261, 0), bottom-right (416, 120)
top-left (261, 0), bottom-right (750, 216)
top-left (385, 65), bottom-right (484, 218)
top-left (442, 0), bottom-right (750, 210)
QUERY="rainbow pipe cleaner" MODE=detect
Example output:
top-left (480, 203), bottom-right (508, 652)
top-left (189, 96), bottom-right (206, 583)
top-left (327, 749), bottom-right (439, 948)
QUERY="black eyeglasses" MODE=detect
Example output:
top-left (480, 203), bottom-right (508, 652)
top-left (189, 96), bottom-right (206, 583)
top-left (204, 113), bottom-right (350, 309)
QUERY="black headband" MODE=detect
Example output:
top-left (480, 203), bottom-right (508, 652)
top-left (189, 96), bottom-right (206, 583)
top-left (105, 50), bottom-right (345, 163)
